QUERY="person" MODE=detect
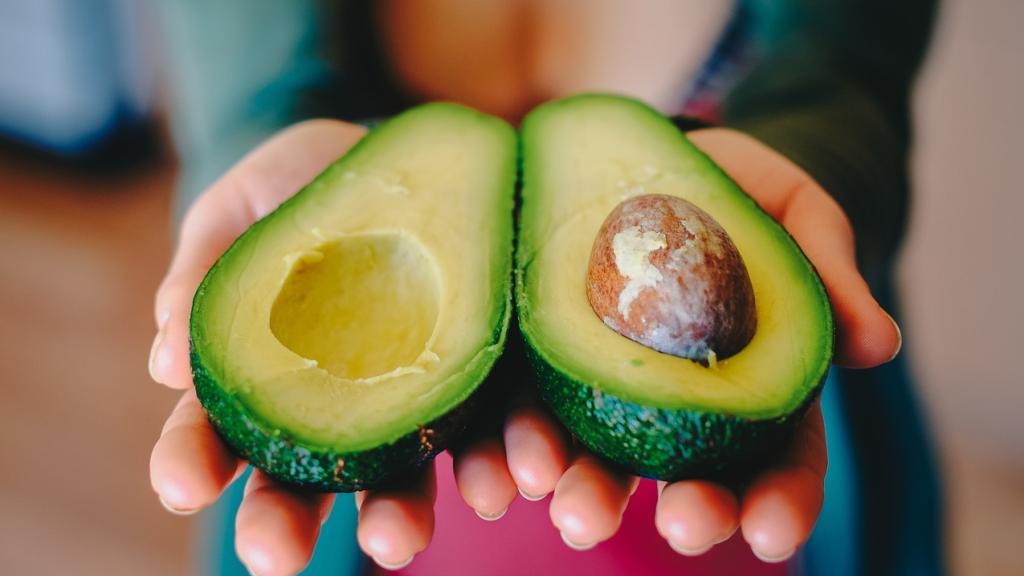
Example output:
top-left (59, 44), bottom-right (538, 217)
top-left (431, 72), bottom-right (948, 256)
top-left (147, 1), bottom-right (941, 574)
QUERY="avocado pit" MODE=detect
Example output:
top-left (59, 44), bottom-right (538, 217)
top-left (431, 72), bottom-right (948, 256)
top-left (586, 194), bottom-right (756, 364)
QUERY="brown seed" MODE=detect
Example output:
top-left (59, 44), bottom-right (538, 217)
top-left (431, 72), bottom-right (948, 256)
top-left (586, 194), bottom-right (756, 364)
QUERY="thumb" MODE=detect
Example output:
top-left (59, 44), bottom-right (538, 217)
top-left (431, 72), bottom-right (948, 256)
top-left (687, 128), bottom-right (901, 368)
top-left (776, 174), bottom-right (902, 368)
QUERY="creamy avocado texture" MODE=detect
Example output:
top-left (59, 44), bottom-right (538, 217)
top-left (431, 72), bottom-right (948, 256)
top-left (191, 104), bottom-right (516, 491)
top-left (517, 95), bottom-right (833, 480)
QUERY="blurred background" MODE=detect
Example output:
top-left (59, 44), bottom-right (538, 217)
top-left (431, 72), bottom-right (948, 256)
top-left (0, 0), bottom-right (1020, 574)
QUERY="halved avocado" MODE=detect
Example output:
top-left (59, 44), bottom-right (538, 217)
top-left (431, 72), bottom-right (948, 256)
top-left (190, 104), bottom-right (517, 491)
top-left (517, 94), bottom-right (833, 480)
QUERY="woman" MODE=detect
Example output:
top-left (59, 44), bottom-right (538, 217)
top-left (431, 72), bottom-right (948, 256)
top-left (148, 1), bottom-right (940, 574)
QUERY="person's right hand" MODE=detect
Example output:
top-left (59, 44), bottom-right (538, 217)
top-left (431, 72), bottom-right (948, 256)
top-left (149, 118), bottom-right (577, 575)
top-left (148, 120), bottom-right (452, 575)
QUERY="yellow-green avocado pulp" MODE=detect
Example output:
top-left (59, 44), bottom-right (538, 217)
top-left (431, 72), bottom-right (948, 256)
top-left (516, 94), bottom-right (833, 481)
top-left (190, 104), bottom-right (517, 491)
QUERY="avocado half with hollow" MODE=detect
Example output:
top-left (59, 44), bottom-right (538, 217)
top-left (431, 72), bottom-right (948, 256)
top-left (190, 104), bottom-right (516, 491)
top-left (516, 94), bottom-right (833, 480)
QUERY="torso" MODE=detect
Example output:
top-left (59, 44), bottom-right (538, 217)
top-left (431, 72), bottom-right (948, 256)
top-left (377, 0), bottom-right (736, 121)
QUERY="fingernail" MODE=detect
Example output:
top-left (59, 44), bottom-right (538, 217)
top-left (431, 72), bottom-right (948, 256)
top-left (158, 494), bottom-right (198, 516)
top-left (668, 539), bottom-right (713, 557)
top-left (373, 555), bottom-right (414, 571)
top-left (560, 531), bottom-right (596, 551)
top-left (752, 547), bottom-right (795, 564)
top-left (239, 546), bottom-right (274, 576)
top-left (148, 330), bottom-right (168, 384)
top-left (518, 487), bottom-right (546, 502)
top-left (475, 507), bottom-right (508, 521)
top-left (885, 311), bottom-right (903, 362)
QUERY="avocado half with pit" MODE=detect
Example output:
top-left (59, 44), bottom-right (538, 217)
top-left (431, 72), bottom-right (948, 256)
top-left (190, 104), bottom-right (516, 491)
top-left (516, 94), bottom-right (833, 481)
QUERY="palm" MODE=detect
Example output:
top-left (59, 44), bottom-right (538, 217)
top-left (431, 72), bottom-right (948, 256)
top-left (148, 121), bottom-right (900, 574)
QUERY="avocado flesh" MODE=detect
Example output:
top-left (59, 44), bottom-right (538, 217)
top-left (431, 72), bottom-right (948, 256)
top-left (191, 104), bottom-right (516, 491)
top-left (517, 95), bottom-right (833, 480)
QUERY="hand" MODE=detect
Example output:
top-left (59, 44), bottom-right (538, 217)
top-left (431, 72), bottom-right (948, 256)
top-left (148, 121), bottom-right (902, 573)
top-left (148, 119), bottom-right (439, 574)
top-left (429, 128), bottom-right (903, 563)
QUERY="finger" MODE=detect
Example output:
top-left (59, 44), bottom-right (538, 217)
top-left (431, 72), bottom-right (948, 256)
top-left (740, 402), bottom-right (827, 563)
top-left (149, 120), bottom-right (367, 389)
top-left (780, 189), bottom-right (901, 367)
top-left (357, 464), bottom-right (437, 569)
top-left (235, 470), bottom-right (336, 576)
top-left (504, 406), bottom-right (572, 500)
top-left (549, 455), bottom-right (639, 550)
top-left (687, 128), bottom-right (901, 368)
top-left (453, 437), bottom-right (518, 519)
top-left (148, 273), bottom-right (202, 390)
top-left (655, 480), bottom-right (739, 556)
top-left (150, 390), bottom-right (243, 513)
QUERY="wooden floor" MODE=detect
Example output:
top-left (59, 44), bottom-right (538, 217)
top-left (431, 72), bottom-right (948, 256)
top-left (0, 143), bottom-right (192, 575)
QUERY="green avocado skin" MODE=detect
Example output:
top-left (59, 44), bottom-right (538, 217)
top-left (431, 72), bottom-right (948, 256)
top-left (192, 343), bottom-right (495, 492)
top-left (522, 336), bottom-right (823, 481)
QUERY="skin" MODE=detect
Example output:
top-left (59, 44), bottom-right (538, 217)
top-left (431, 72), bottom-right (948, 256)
top-left (148, 121), bottom-right (901, 574)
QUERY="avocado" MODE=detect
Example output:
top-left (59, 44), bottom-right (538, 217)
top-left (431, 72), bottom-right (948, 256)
top-left (190, 104), bottom-right (517, 491)
top-left (516, 95), bottom-right (833, 481)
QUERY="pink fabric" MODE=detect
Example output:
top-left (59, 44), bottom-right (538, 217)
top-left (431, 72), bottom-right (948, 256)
top-left (391, 452), bottom-right (788, 575)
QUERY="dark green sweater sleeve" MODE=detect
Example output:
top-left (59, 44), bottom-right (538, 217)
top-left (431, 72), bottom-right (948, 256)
top-left (723, 0), bottom-right (936, 272)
